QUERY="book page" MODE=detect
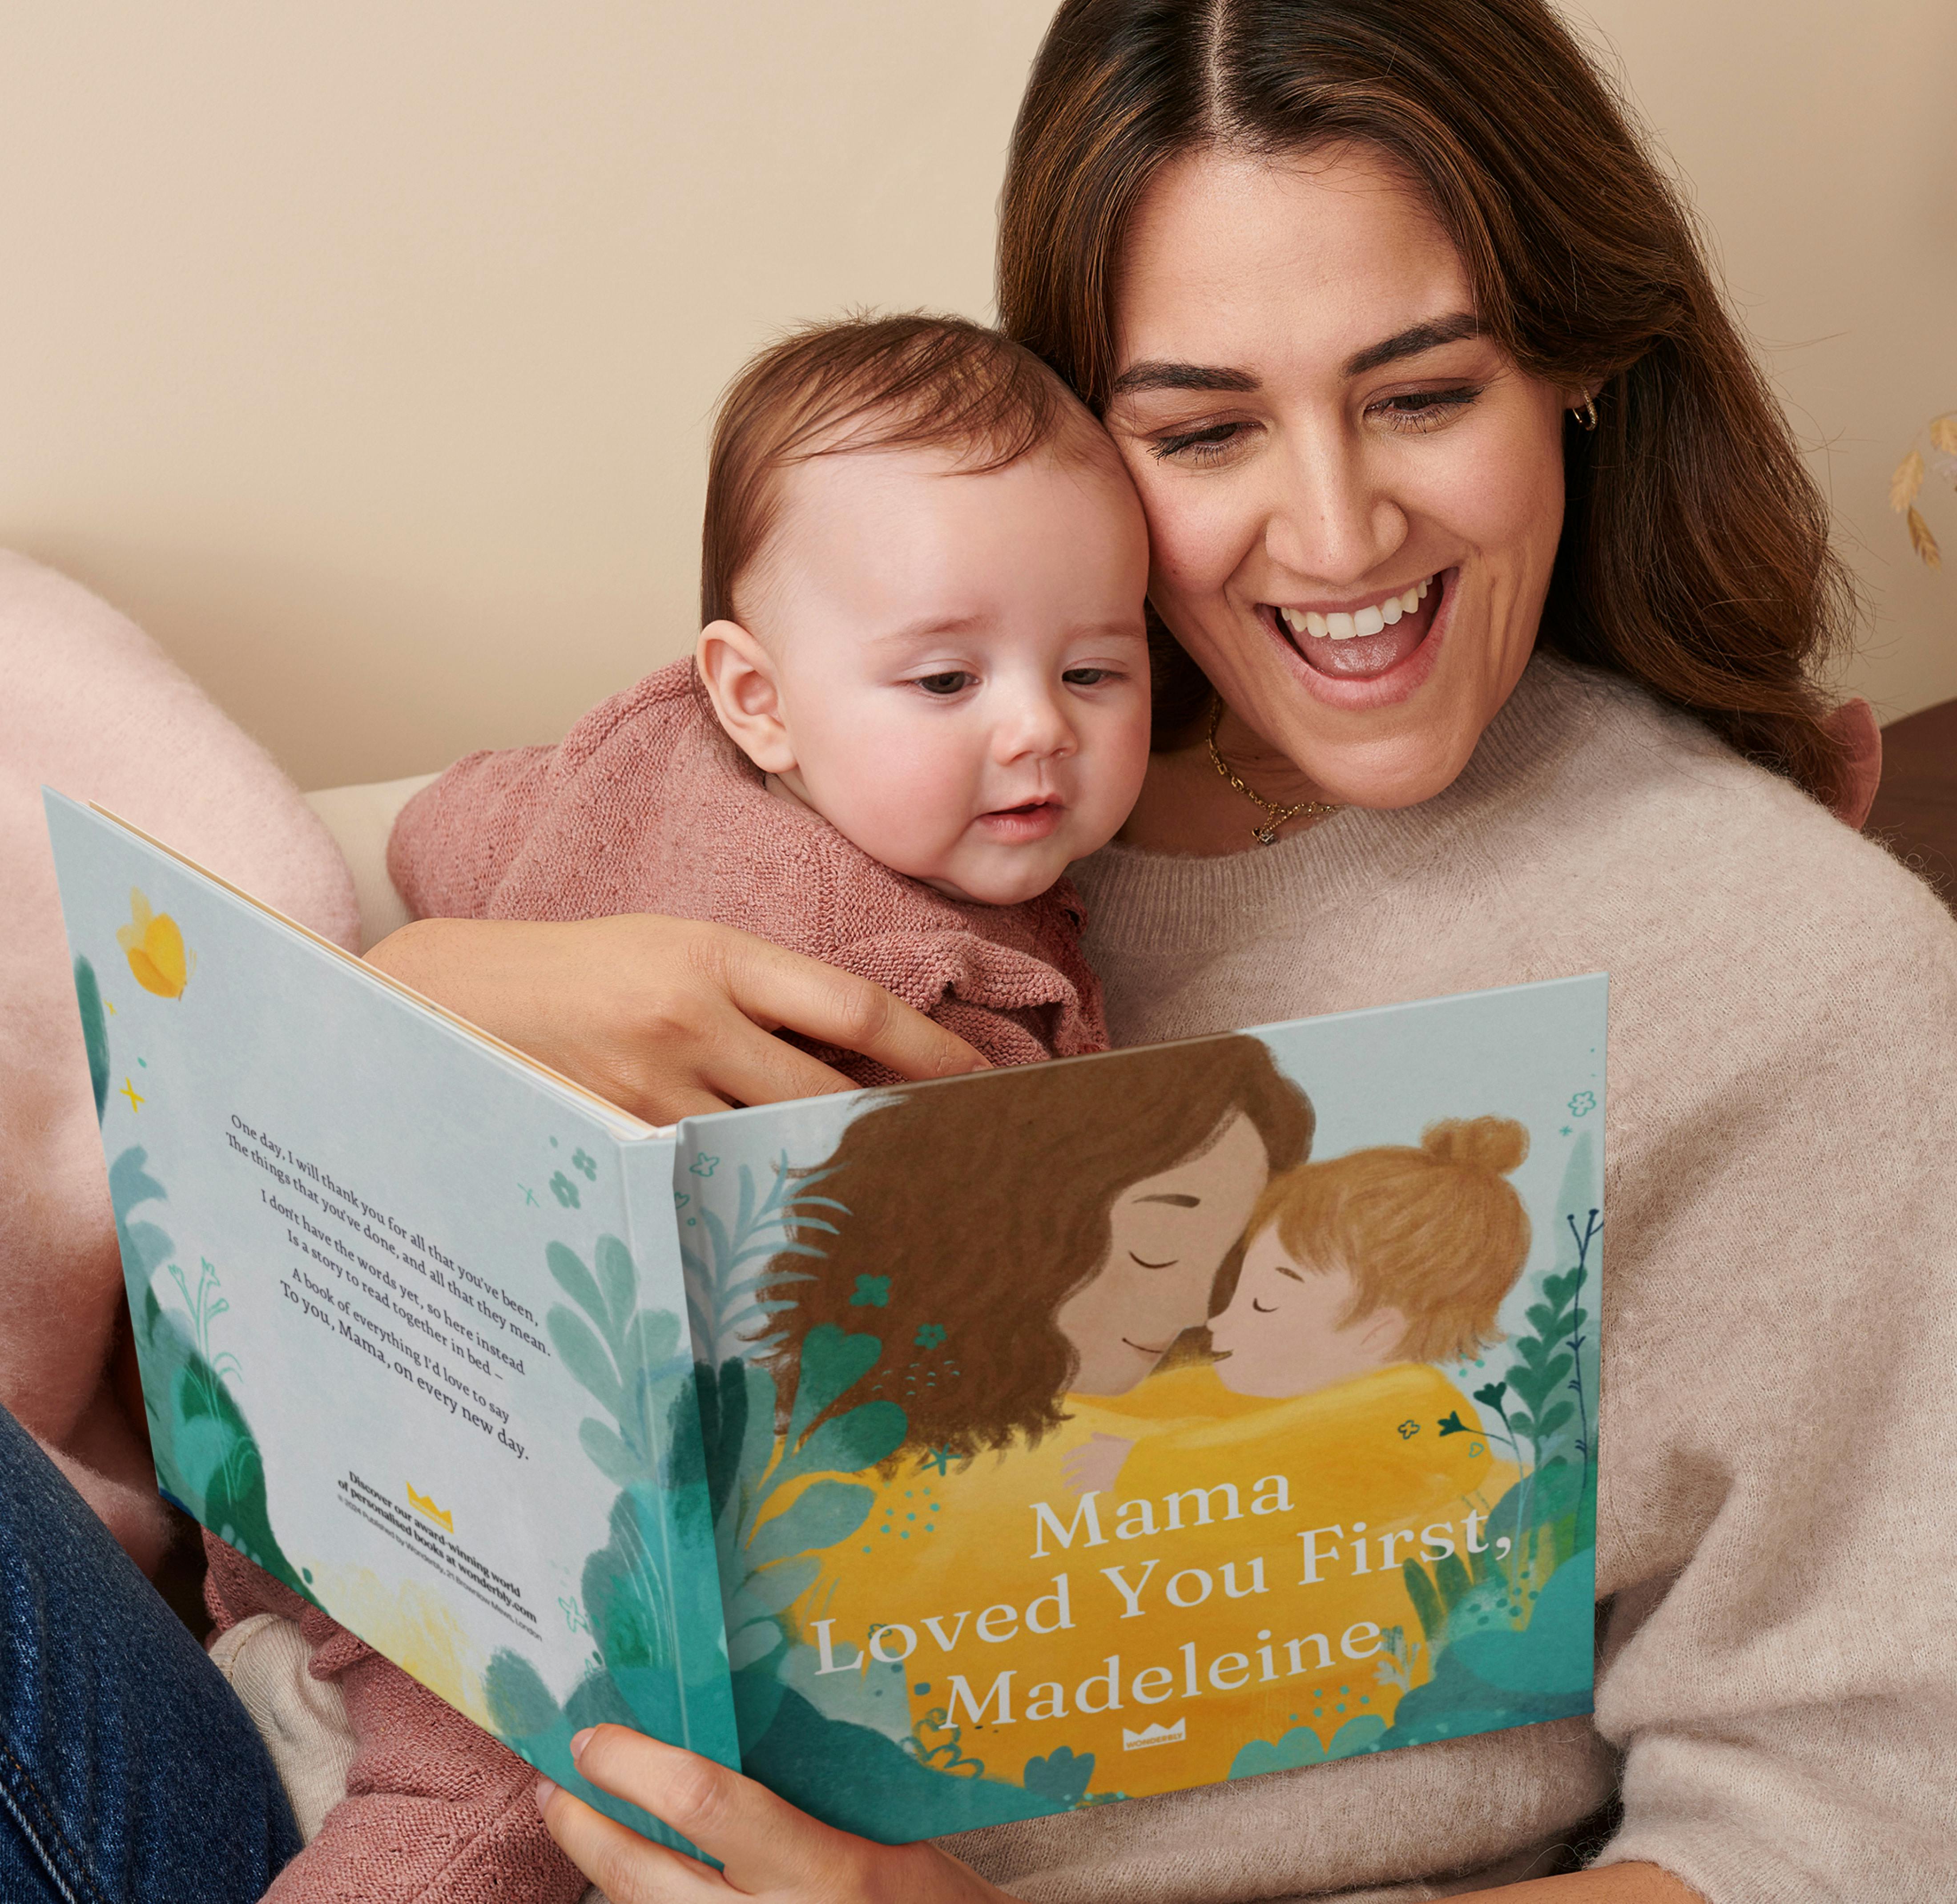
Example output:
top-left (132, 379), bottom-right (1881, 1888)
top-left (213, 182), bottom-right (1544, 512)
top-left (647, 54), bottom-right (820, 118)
top-left (45, 795), bottom-right (738, 1838)
top-left (676, 976), bottom-right (1604, 1837)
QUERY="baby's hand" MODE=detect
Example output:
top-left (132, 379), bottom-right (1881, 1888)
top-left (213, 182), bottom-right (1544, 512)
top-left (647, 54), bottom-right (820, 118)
top-left (1061, 1433), bottom-right (1133, 1497)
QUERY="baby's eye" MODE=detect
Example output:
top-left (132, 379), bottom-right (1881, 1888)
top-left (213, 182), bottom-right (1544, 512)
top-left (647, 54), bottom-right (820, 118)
top-left (913, 670), bottom-right (975, 697)
top-left (1062, 667), bottom-right (1117, 687)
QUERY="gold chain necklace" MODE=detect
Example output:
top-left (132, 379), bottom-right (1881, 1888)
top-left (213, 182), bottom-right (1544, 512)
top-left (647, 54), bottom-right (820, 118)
top-left (1206, 698), bottom-right (1341, 846)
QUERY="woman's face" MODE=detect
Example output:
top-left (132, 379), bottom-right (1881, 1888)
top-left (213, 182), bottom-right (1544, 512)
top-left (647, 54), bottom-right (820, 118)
top-left (1104, 143), bottom-right (1577, 810)
top-left (1053, 1109), bottom-right (1271, 1396)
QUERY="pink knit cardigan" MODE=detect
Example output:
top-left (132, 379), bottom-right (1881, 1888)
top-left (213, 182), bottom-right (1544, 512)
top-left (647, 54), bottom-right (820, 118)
top-left (214, 661), bottom-right (1108, 1900)
top-left (387, 659), bottom-right (1107, 1084)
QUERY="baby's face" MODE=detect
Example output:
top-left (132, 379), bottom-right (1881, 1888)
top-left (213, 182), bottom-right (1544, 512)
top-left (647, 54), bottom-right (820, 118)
top-left (742, 442), bottom-right (1152, 904)
top-left (1209, 1224), bottom-right (1406, 1398)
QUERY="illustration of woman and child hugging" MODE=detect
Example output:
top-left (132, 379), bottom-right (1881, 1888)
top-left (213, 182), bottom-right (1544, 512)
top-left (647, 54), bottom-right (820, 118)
top-left (767, 1045), bottom-right (1532, 1798)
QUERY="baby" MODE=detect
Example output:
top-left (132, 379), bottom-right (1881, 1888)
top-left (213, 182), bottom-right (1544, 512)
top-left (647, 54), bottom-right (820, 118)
top-left (1208, 1115), bottom-right (1530, 1397)
top-left (385, 311), bottom-right (1155, 1081)
top-left (1063, 1117), bottom-right (1531, 1496)
top-left (209, 315), bottom-right (1155, 1900)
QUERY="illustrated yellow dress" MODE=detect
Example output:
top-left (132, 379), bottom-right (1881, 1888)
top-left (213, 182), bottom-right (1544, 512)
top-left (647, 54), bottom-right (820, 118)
top-left (783, 1360), bottom-right (1514, 1798)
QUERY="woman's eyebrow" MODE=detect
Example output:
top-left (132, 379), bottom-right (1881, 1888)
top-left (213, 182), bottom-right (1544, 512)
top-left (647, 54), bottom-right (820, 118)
top-left (1109, 312), bottom-right (1484, 398)
top-left (1108, 362), bottom-right (1260, 398)
top-left (1135, 1191), bottom-right (1202, 1206)
top-left (1342, 312), bottom-right (1485, 377)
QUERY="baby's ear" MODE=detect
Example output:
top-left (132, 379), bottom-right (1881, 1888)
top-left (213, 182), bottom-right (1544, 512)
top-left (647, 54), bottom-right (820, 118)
top-left (696, 620), bottom-right (797, 774)
top-left (1357, 1305), bottom-right (1410, 1363)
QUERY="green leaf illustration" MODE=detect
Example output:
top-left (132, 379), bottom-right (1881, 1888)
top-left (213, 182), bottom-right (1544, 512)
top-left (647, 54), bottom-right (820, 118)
top-left (580, 1418), bottom-right (649, 1488)
top-left (725, 1553), bottom-right (822, 1626)
top-left (777, 1401), bottom-right (906, 1484)
top-left (595, 1234), bottom-right (638, 1349)
top-left (74, 957), bottom-right (109, 1123)
top-left (1402, 1556), bottom-right (1446, 1645)
top-left (786, 1325), bottom-right (882, 1452)
top-left (727, 1621), bottom-right (784, 1672)
top-left (546, 1241), bottom-right (612, 1340)
top-left (745, 1480), bottom-right (875, 1569)
top-left (548, 1306), bottom-right (626, 1422)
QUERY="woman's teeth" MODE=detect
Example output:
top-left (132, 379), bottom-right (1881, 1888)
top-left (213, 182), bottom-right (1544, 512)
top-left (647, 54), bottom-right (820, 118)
top-left (1278, 576), bottom-right (1432, 642)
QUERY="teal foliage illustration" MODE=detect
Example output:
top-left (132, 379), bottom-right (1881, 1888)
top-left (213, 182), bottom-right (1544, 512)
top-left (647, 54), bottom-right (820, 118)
top-left (1385, 1133), bottom-right (1600, 1749)
top-left (689, 1322), bottom-right (1057, 1837)
top-left (1378, 1554), bottom-right (1594, 1747)
top-left (109, 1147), bottom-right (309, 1597)
top-left (699, 1325), bottom-right (903, 1681)
top-left (483, 1234), bottom-right (736, 1855)
top-left (1229, 1714), bottom-right (1387, 1779)
top-left (544, 1236), bottom-right (694, 1490)
top-left (733, 1674), bottom-right (1052, 1841)
top-left (73, 956), bottom-right (110, 1123)
top-left (1023, 1745), bottom-right (1096, 1806)
top-left (679, 1154), bottom-right (846, 1365)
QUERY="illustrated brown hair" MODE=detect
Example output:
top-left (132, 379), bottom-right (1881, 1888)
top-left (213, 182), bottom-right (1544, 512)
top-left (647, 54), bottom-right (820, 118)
top-left (769, 1033), bottom-right (1314, 1459)
top-left (997, 0), bottom-right (1856, 807)
top-left (1245, 1116), bottom-right (1530, 1363)
top-left (700, 311), bottom-right (1114, 628)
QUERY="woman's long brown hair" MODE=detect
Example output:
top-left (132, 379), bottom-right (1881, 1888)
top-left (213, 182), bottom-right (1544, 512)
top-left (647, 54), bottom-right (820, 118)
top-left (998, 0), bottom-right (1856, 807)
top-left (769, 1033), bottom-right (1313, 1460)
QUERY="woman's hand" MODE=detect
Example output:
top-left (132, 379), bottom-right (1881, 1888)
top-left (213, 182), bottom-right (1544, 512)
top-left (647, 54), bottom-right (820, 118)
top-left (363, 914), bottom-right (986, 1122)
top-left (535, 1727), bottom-right (1011, 1904)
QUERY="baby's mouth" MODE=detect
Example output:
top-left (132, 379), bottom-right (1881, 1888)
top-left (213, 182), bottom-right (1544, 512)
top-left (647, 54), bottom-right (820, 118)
top-left (1264, 572), bottom-right (1443, 681)
top-left (977, 796), bottom-right (1063, 842)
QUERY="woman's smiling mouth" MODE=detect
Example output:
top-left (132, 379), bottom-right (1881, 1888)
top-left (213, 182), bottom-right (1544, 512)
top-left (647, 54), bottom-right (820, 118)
top-left (1265, 572), bottom-right (1441, 681)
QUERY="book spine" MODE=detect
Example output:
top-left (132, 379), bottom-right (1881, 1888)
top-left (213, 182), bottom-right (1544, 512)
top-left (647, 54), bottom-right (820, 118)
top-left (615, 1130), bottom-right (741, 1768)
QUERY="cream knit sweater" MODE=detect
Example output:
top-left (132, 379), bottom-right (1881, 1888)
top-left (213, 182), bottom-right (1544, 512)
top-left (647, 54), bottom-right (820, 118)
top-left (939, 656), bottom-right (1957, 1904)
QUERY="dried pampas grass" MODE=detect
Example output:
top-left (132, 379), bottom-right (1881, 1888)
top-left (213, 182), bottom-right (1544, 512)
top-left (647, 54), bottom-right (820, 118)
top-left (1894, 419), bottom-right (1953, 571)
top-left (1892, 448), bottom-right (1925, 512)
top-left (1908, 506), bottom-right (1942, 570)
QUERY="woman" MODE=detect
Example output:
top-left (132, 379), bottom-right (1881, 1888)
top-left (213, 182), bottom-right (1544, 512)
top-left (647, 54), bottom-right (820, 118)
top-left (373, 2), bottom-right (1956, 1900)
top-left (769, 1031), bottom-right (1311, 1456)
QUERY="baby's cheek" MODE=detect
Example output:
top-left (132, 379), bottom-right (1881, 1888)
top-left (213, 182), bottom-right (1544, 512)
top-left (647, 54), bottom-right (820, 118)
top-left (805, 729), bottom-right (986, 870)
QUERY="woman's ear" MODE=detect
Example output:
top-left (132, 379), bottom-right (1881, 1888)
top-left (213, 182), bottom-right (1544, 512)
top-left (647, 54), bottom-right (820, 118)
top-left (697, 620), bottom-right (797, 774)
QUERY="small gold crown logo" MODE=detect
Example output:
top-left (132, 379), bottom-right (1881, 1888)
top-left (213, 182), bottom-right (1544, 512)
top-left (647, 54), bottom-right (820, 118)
top-left (407, 1483), bottom-right (453, 1533)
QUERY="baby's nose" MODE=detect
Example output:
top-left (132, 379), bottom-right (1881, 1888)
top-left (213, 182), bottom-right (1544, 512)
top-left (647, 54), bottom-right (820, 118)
top-left (995, 688), bottom-right (1078, 760)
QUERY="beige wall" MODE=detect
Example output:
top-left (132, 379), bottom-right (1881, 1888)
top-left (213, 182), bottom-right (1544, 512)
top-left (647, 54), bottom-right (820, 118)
top-left (2, 1), bottom-right (1951, 791)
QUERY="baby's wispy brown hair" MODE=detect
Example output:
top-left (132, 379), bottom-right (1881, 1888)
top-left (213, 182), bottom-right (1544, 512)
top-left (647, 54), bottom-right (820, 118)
top-left (1245, 1117), bottom-right (1533, 1365)
top-left (700, 311), bottom-right (1115, 627)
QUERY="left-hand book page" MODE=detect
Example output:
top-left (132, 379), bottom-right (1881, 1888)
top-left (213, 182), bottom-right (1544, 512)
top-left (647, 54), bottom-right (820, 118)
top-left (43, 791), bottom-right (740, 1847)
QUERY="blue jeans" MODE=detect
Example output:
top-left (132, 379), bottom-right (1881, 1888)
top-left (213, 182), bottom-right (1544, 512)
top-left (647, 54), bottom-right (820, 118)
top-left (0, 1403), bottom-right (300, 1903)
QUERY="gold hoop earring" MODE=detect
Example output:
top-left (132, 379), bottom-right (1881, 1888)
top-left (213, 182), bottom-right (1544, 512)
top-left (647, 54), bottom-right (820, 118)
top-left (1570, 398), bottom-right (1598, 432)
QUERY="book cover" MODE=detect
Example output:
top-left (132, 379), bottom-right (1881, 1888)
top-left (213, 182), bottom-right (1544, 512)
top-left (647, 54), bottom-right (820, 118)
top-left (48, 792), bottom-right (1604, 1841)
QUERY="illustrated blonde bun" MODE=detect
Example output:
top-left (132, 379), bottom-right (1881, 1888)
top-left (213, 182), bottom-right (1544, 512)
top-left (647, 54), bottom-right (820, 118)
top-left (1421, 1115), bottom-right (1529, 1176)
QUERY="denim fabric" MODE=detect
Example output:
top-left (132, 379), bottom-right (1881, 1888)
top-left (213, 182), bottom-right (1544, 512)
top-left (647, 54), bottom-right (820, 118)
top-left (0, 1404), bottom-right (300, 1903)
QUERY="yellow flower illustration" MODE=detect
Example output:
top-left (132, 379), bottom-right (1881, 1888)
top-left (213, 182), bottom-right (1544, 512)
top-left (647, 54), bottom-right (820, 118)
top-left (116, 887), bottom-right (193, 998)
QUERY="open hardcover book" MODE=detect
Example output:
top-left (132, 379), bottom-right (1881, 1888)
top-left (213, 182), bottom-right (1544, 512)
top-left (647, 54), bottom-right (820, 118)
top-left (47, 791), bottom-right (1605, 1847)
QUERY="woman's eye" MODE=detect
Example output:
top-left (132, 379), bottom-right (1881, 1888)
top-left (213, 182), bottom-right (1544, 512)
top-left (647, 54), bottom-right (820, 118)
top-left (913, 671), bottom-right (974, 697)
top-left (1151, 420), bottom-right (1250, 464)
top-left (1371, 386), bottom-right (1481, 432)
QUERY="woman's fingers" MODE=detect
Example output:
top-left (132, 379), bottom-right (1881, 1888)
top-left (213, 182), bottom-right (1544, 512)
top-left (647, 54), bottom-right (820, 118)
top-left (534, 1779), bottom-right (729, 1903)
top-left (556, 1728), bottom-right (1003, 1903)
top-left (567, 1728), bottom-right (862, 1896)
top-left (702, 930), bottom-right (990, 1084)
top-left (364, 914), bottom-right (986, 1127)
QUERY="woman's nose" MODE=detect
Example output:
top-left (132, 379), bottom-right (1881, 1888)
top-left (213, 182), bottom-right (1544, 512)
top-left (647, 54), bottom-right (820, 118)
top-left (1261, 431), bottom-right (1405, 587)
